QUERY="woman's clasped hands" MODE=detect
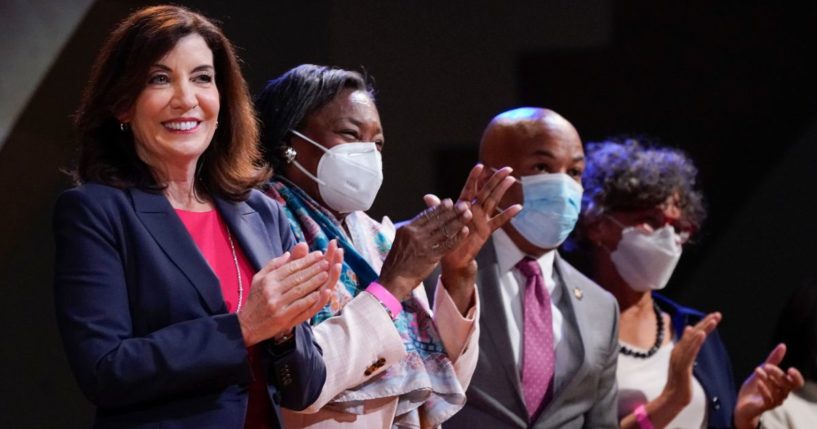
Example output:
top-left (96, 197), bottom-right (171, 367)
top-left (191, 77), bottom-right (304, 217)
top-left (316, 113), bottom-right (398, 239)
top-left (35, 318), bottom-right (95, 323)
top-left (238, 240), bottom-right (343, 347)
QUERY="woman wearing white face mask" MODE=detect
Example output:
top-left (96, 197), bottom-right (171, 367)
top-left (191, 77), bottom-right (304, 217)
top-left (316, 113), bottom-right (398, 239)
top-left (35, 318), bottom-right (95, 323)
top-left (579, 139), bottom-right (804, 429)
top-left (254, 64), bottom-right (519, 428)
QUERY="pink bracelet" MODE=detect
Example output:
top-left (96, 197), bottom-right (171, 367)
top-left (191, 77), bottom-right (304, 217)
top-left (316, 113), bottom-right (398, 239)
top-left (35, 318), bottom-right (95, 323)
top-left (634, 404), bottom-right (654, 429)
top-left (365, 281), bottom-right (402, 320)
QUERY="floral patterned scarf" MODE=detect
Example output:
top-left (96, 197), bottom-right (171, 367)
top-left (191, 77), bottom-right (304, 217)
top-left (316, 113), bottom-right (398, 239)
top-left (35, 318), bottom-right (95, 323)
top-left (265, 177), bottom-right (467, 428)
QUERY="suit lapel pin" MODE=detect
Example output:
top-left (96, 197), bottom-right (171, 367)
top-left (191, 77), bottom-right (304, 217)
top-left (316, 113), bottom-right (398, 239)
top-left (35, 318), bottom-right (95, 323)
top-left (573, 287), bottom-right (583, 300)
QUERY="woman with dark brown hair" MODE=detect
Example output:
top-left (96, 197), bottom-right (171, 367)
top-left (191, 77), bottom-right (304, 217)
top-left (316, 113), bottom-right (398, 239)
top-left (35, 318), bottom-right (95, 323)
top-left (55, 6), bottom-right (336, 428)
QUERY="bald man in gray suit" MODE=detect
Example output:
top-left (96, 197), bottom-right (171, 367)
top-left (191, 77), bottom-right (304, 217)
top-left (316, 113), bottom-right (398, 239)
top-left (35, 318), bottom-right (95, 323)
top-left (443, 108), bottom-right (619, 428)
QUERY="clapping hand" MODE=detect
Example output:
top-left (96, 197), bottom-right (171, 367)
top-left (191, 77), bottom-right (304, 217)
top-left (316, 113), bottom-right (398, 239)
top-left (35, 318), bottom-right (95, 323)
top-left (238, 240), bottom-right (343, 347)
top-left (379, 199), bottom-right (472, 301)
top-left (624, 312), bottom-right (721, 429)
top-left (734, 343), bottom-right (805, 429)
top-left (662, 312), bottom-right (721, 408)
top-left (426, 164), bottom-right (521, 313)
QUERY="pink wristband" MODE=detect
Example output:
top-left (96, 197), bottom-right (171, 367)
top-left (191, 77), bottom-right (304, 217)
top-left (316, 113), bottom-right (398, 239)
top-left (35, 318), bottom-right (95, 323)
top-left (365, 281), bottom-right (402, 320)
top-left (634, 404), bottom-right (654, 429)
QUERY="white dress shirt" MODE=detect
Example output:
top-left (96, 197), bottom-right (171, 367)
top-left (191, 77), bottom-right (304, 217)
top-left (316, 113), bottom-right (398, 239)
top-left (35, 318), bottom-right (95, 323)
top-left (492, 228), bottom-right (564, 371)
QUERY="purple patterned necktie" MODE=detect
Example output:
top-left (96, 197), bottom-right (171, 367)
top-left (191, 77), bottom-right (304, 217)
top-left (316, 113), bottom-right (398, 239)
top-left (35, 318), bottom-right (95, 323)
top-left (516, 256), bottom-right (555, 420)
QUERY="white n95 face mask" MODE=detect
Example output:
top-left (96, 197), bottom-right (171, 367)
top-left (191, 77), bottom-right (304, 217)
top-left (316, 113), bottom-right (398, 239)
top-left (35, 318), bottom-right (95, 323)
top-left (510, 172), bottom-right (583, 249)
top-left (610, 224), bottom-right (683, 292)
top-left (289, 130), bottom-right (383, 214)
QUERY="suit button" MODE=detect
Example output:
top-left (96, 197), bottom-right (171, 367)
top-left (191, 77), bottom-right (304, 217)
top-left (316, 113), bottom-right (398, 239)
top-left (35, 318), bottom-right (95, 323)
top-left (712, 396), bottom-right (720, 410)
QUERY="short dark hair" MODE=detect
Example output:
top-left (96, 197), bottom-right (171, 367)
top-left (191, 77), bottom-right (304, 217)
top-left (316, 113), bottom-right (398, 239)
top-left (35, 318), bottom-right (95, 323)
top-left (581, 138), bottom-right (706, 232)
top-left (254, 64), bottom-right (374, 172)
top-left (73, 5), bottom-right (268, 201)
top-left (773, 278), bottom-right (817, 381)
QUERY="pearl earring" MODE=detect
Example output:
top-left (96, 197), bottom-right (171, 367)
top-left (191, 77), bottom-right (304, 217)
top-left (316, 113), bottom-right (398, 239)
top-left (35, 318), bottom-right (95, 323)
top-left (282, 146), bottom-right (297, 164)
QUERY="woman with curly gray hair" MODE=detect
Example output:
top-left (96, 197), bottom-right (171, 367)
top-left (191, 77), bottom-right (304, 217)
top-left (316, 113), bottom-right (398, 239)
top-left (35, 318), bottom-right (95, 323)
top-left (579, 139), bottom-right (803, 429)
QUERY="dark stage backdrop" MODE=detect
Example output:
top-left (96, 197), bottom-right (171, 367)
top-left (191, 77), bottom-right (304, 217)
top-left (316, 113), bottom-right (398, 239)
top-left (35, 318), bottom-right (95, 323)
top-left (1, 1), bottom-right (815, 427)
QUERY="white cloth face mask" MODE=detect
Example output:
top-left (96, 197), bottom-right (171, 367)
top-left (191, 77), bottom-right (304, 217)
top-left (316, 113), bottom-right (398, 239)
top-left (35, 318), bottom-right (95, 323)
top-left (609, 223), bottom-right (683, 292)
top-left (290, 129), bottom-right (383, 213)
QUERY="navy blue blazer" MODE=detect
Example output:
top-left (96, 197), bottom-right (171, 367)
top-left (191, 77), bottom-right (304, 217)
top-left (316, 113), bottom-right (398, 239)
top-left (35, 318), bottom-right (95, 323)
top-left (654, 293), bottom-right (737, 429)
top-left (53, 184), bottom-right (326, 429)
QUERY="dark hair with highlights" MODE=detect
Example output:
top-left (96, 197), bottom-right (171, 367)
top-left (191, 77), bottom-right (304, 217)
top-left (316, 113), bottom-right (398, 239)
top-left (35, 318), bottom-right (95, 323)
top-left (73, 5), bottom-right (268, 200)
top-left (254, 64), bottom-right (374, 172)
top-left (581, 138), bottom-right (706, 232)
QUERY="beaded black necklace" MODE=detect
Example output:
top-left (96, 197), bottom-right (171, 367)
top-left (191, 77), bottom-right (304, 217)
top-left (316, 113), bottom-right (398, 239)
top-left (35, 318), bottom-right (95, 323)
top-left (619, 301), bottom-right (664, 359)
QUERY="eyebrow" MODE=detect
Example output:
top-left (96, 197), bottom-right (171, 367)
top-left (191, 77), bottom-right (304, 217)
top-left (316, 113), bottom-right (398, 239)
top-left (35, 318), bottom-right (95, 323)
top-left (335, 117), bottom-right (383, 134)
top-left (150, 64), bottom-right (215, 73)
top-left (530, 149), bottom-right (585, 164)
top-left (532, 149), bottom-right (556, 158)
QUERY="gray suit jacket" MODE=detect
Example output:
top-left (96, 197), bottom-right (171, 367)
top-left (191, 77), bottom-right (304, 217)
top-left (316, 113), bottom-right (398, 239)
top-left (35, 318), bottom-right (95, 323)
top-left (441, 238), bottom-right (620, 429)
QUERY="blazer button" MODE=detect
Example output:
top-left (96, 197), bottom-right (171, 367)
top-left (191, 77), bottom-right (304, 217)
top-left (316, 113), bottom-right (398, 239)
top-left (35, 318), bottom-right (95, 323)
top-left (364, 357), bottom-right (387, 376)
top-left (712, 396), bottom-right (720, 410)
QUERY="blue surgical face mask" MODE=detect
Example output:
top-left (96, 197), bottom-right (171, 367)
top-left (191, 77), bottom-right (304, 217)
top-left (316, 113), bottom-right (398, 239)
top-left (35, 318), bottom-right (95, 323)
top-left (510, 172), bottom-right (583, 249)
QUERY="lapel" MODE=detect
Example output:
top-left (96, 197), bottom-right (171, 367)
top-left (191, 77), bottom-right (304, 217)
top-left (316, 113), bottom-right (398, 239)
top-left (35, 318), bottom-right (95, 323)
top-left (130, 188), bottom-right (224, 314)
top-left (536, 252), bottom-right (591, 421)
top-left (475, 238), bottom-right (529, 416)
top-left (213, 196), bottom-right (275, 272)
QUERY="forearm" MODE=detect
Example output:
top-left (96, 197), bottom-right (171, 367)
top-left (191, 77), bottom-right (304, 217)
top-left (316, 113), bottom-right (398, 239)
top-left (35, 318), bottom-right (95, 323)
top-left (269, 323), bottom-right (327, 411)
top-left (733, 410), bottom-right (760, 429)
top-left (620, 394), bottom-right (687, 429)
top-left (432, 280), bottom-right (479, 362)
top-left (440, 259), bottom-right (477, 315)
top-left (293, 293), bottom-right (406, 412)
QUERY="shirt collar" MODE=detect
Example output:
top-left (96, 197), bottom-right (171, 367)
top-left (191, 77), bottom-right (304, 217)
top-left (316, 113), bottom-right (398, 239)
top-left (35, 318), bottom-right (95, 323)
top-left (493, 227), bottom-right (556, 281)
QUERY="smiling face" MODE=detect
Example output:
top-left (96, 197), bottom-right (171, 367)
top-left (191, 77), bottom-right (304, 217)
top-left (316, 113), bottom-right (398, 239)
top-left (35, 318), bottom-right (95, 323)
top-left (121, 33), bottom-right (219, 179)
top-left (284, 88), bottom-right (384, 213)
